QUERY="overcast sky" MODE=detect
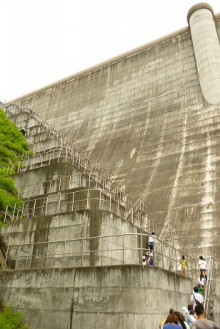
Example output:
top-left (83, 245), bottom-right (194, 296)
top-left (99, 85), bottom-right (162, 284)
top-left (1, 0), bottom-right (220, 102)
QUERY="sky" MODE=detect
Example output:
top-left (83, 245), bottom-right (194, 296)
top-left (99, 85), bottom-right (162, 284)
top-left (1, 0), bottom-right (220, 102)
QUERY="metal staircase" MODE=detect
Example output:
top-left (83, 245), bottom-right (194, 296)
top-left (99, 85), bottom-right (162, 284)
top-left (0, 102), bottom-right (154, 231)
top-left (204, 256), bottom-right (216, 321)
top-left (154, 222), bottom-right (175, 253)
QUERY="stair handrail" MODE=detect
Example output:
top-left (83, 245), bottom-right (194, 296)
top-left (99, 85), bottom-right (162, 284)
top-left (204, 256), bottom-right (214, 317)
top-left (154, 222), bottom-right (176, 252)
top-left (3, 103), bottom-right (113, 190)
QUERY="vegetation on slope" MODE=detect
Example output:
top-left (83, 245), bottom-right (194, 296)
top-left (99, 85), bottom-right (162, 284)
top-left (0, 108), bottom-right (30, 219)
top-left (0, 305), bottom-right (29, 329)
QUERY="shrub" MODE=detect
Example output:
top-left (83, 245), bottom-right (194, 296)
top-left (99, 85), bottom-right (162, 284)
top-left (0, 108), bottom-right (30, 215)
top-left (0, 304), bottom-right (29, 329)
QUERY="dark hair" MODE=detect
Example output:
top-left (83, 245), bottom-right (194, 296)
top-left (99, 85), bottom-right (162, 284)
top-left (199, 256), bottom-right (203, 260)
top-left (195, 304), bottom-right (204, 316)
top-left (188, 304), bottom-right (193, 311)
top-left (175, 312), bottom-right (186, 329)
top-left (152, 232), bottom-right (155, 235)
top-left (194, 286), bottom-right (198, 293)
top-left (166, 313), bottom-right (179, 324)
top-left (169, 308), bottom-right (174, 314)
top-left (182, 255), bottom-right (185, 260)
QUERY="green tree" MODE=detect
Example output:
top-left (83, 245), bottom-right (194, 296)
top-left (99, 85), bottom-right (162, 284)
top-left (0, 305), bottom-right (29, 329)
top-left (0, 108), bottom-right (30, 220)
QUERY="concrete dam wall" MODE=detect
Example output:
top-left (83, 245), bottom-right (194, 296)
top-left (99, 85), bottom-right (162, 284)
top-left (0, 265), bottom-right (193, 329)
top-left (1, 3), bottom-right (220, 329)
top-left (10, 3), bottom-right (220, 262)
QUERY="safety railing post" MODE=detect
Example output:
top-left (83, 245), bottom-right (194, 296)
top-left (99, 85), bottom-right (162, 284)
top-left (45, 197), bottom-right (48, 216)
top-left (175, 248), bottom-right (177, 274)
top-left (162, 241), bottom-right (164, 269)
top-left (118, 198), bottom-right (120, 216)
top-left (81, 239), bottom-right (84, 266)
top-left (140, 233), bottom-right (143, 263)
top-left (29, 244), bottom-right (34, 269)
top-left (71, 193), bottom-right (75, 212)
top-left (99, 190), bottom-right (102, 209)
top-left (3, 246), bottom-right (9, 270)
top-left (100, 236), bottom-right (103, 266)
top-left (12, 204), bottom-right (16, 220)
top-left (123, 234), bottom-right (125, 264)
top-left (45, 242), bottom-right (49, 268)
top-left (15, 245), bottom-right (21, 270)
top-left (33, 199), bottom-right (36, 217)
top-left (3, 205), bottom-right (8, 222)
top-left (169, 244), bottom-right (172, 271)
top-left (59, 178), bottom-right (62, 192)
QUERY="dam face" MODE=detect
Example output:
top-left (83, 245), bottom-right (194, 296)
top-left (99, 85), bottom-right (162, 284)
top-left (10, 3), bottom-right (220, 261)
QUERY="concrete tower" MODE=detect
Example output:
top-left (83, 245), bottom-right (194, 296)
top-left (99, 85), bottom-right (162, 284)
top-left (188, 3), bottom-right (220, 104)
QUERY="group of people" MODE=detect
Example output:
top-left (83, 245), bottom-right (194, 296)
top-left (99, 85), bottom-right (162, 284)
top-left (142, 231), bottom-right (157, 266)
top-left (180, 255), bottom-right (208, 279)
top-left (158, 255), bottom-right (219, 328)
top-left (159, 304), bottom-right (220, 329)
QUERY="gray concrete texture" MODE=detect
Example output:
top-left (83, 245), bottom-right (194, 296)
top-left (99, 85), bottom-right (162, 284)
top-left (10, 4), bottom-right (220, 263)
top-left (0, 265), bottom-right (193, 329)
top-left (0, 211), bottom-right (144, 269)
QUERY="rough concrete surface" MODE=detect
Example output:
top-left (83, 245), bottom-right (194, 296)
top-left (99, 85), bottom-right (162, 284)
top-left (9, 8), bottom-right (220, 262)
top-left (0, 265), bottom-right (192, 329)
top-left (2, 3), bottom-right (220, 329)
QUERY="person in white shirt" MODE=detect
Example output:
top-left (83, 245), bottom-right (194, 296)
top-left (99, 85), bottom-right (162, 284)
top-left (148, 231), bottom-right (157, 250)
top-left (198, 256), bottom-right (207, 280)
top-left (190, 287), bottom-right (204, 310)
top-left (188, 304), bottom-right (196, 327)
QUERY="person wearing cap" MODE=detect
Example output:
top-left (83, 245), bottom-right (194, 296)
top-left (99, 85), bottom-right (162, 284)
top-left (182, 306), bottom-right (190, 326)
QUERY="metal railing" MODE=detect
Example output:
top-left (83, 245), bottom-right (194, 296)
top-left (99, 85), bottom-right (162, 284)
top-left (155, 222), bottom-right (175, 253)
top-left (0, 232), bottom-right (206, 282)
top-left (3, 103), bottom-right (112, 190)
top-left (204, 256), bottom-right (215, 316)
top-left (2, 189), bottom-right (154, 233)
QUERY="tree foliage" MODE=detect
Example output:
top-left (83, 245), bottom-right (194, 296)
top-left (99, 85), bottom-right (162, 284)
top-left (0, 305), bottom-right (29, 329)
top-left (0, 108), bottom-right (30, 216)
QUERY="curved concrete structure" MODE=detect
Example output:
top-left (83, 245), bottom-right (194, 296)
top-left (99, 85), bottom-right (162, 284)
top-left (188, 3), bottom-right (220, 104)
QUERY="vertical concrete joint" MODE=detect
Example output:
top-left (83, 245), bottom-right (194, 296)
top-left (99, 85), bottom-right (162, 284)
top-left (188, 3), bottom-right (220, 104)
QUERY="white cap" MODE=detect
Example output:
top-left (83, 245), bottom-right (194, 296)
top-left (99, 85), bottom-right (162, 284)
top-left (182, 306), bottom-right (188, 316)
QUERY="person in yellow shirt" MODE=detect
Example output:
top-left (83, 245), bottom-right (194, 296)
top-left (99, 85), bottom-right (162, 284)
top-left (181, 255), bottom-right (187, 276)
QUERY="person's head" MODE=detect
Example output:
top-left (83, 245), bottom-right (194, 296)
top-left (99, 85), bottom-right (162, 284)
top-left (193, 286), bottom-right (198, 293)
top-left (175, 312), bottom-right (186, 329)
top-left (152, 231), bottom-right (155, 235)
top-left (169, 308), bottom-right (175, 314)
top-left (195, 304), bottom-right (205, 318)
top-left (166, 313), bottom-right (179, 324)
top-left (175, 311), bottom-right (184, 322)
top-left (182, 255), bottom-right (185, 260)
top-left (199, 256), bottom-right (203, 260)
top-left (182, 306), bottom-right (188, 317)
top-left (188, 304), bottom-right (194, 314)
